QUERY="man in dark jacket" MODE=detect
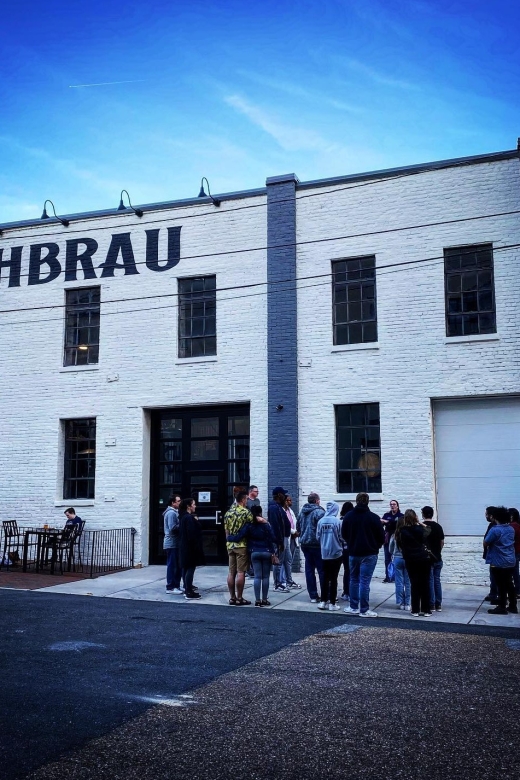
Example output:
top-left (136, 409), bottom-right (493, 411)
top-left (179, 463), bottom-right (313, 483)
top-left (268, 486), bottom-right (290, 592)
top-left (342, 492), bottom-right (384, 617)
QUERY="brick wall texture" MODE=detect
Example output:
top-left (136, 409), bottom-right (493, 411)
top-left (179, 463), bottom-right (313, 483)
top-left (1, 153), bottom-right (519, 583)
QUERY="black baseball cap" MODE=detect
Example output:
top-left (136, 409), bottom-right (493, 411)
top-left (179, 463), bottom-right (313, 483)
top-left (272, 486), bottom-right (289, 497)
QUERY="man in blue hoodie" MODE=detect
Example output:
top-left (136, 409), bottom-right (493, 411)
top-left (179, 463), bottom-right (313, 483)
top-left (163, 494), bottom-right (183, 594)
top-left (342, 492), bottom-right (384, 617)
top-left (297, 492), bottom-right (326, 602)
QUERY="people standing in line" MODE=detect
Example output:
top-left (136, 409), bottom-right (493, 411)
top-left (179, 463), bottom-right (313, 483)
top-left (509, 508), bottom-right (520, 597)
top-left (483, 506), bottom-right (517, 615)
top-left (396, 509), bottom-right (432, 616)
top-left (422, 505), bottom-right (445, 612)
top-left (339, 501), bottom-right (354, 601)
top-left (268, 487), bottom-right (291, 593)
top-left (316, 502), bottom-right (343, 611)
top-left (286, 495), bottom-right (300, 559)
top-left (381, 499), bottom-right (403, 583)
top-left (297, 492), bottom-right (326, 603)
top-left (483, 506), bottom-right (499, 604)
top-left (163, 494), bottom-right (183, 594)
top-left (179, 498), bottom-right (205, 600)
top-left (389, 517), bottom-right (411, 610)
top-left (226, 506), bottom-right (277, 607)
top-left (342, 492), bottom-right (385, 618)
top-left (245, 485), bottom-right (260, 578)
top-left (224, 490), bottom-right (253, 606)
top-left (283, 495), bottom-right (302, 589)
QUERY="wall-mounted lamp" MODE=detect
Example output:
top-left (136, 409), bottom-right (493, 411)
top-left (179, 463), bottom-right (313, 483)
top-left (197, 177), bottom-right (221, 207)
top-left (117, 190), bottom-right (144, 217)
top-left (41, 200), bottom-right (70, 227)
top-left (276, 404), bottom-right (284, 411)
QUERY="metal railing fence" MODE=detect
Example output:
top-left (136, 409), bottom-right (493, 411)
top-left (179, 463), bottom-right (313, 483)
top-left (6, 526), bottom-right (136, 577)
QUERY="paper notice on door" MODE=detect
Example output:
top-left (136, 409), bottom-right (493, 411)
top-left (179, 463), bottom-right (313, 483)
top-left (198, 491), bottom-right (211, 503)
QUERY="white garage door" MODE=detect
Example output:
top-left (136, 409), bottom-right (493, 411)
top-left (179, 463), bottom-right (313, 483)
top-left (434, 397), bottom-right (520, 535)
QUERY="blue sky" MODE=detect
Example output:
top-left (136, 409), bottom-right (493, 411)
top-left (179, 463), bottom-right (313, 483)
top-left (1, 0), bottom-right (519, 222)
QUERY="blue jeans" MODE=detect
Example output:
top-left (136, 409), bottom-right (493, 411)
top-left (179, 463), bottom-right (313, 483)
top-left (384, 543), bottom-right (394, 581)
top-left (301, 546), bottom-right (325, 600)
top-left (513, 553), bottom-right (520, 594)
top-left (349, 554), bottom-right (378, 613)
top-left (252, 551), bottom-right (271, 601)
top-left (429, 559), bottom-right (443, 607)
top-left (282, 537), bottom-right (294, 584)
top-left (394, 556), bottom-right (410, 606)
top-left (166, 546), bottom-right (182, 590)
top-left (273, 542), bottom-right (287, 587)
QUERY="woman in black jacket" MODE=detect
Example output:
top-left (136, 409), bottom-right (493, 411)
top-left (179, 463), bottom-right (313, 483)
top-left (396, 509), bottom-right (432, 617)
top-left (179, 498), bottom-right (205, 600)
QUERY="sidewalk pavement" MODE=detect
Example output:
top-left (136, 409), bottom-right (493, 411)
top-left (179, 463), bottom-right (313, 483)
top-left (34, 565), bottom-right (520, 628)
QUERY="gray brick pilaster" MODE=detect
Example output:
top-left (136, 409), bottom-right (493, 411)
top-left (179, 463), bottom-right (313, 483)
top-left (266, 173), bottom-right (299, 502)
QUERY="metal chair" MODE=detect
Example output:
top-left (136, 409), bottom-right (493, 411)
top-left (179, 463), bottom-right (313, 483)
top-left (1, 521), bottom-right (23, 570)
top-left (55, 522), bottom-right (85, 573)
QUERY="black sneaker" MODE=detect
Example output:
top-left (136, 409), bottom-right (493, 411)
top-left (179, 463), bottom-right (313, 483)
top-left (185, 592), bottom-right (202, 600)
top-left (487, 606), bottom-right (507, 614)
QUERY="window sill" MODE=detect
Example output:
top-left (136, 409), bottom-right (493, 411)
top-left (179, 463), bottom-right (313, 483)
top-left (59, 365), bottom-right (100, 373)
top-left (174, 356), bottom-right (218, 365)
top-left (445, 334), bottom-right (499, 344)
top-left (331, 342), bottom-right (379, 353)
top-left (54, 500), bottom-right (95, 507)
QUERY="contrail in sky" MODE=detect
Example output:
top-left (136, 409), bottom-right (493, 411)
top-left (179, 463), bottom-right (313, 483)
top-left (68, 80), bottom-right (147, 88)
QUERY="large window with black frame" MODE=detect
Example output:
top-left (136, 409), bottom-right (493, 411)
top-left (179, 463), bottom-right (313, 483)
top-left (63, 418), bottom-right (96, 500)
top-left (64, 287), bottom-right (100, 366)
top-left (332, 256), bottom-right (377, 345)
top-left (336, 403), bottom-right (381, 493)
top-left (444, 243), bottom-right (496, 337)
top-left (178, 275), bottom-right (216, 358)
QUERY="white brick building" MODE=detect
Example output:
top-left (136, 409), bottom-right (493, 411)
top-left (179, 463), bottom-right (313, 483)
top-left (1, 147), bottom-right (519, 584)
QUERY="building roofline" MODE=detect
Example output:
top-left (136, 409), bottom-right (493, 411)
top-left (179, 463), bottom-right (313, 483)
top-left (0, 147), bottom-right (517, 233)
top-left (296, 148), bottom-right (519, 191)
top-left (0, 187), bottom-right (267, 233)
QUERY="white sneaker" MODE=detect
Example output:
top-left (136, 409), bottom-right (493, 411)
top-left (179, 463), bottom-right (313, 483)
top-left (405, 605), bottom-right (411, 611)
top-left (343, 606), bottom-right (360, 615)
top-left (317, 601), bottom-right (327, 610)
top-left (172, 588), bottom-right (184, 595)
top-left (329, 603), bottom-right (340, 611)
top-left (359, 610), bottom-right (378, 618)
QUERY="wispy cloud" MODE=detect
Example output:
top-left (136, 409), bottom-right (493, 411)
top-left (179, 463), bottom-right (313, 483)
top-left (69, 80), bottom-right (147, 88)
top-left (236, 70), bottom-right (364, 113)
top-left (338, 57), bottom-right (419, 90)
top-left (0, 136), bottom-right (123, 196)
top-left (224, 94), bottom-right (339, 152)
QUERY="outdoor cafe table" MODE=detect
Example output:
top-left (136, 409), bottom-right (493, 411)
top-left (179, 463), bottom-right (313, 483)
top-left (22, 527), bottom-right (62, 574)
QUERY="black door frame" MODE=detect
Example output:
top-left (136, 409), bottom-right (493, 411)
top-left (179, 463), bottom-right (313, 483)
top-left (149, 403), bottom-right (250, 565)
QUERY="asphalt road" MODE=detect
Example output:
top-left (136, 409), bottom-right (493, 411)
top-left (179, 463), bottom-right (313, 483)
top-left (2, 591), bottom-right (520, 780)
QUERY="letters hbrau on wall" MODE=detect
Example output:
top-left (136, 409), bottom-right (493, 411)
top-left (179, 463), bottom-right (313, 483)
top-left (0, 226), bottom-right (181, 287)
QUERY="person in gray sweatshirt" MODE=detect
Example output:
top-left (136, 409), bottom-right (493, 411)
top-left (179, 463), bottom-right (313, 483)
top-left (316, 501), bottom-right (343, 611)
top-left (163, 494), bottom-right (183, 594)
top-left (297, 492), bottom-right (326, 602)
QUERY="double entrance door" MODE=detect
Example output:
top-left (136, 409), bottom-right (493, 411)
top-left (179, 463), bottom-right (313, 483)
top-left (150, 404), bottom-right (250, 565)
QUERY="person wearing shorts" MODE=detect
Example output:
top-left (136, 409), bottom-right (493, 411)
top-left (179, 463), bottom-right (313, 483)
top-left (224, 490), bottom-right (253, 605)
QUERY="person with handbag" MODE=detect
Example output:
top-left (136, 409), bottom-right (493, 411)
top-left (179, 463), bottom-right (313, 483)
top-left (396, 509), bottom-right (433, 616)
top-left (226, 506), bottom-right (277, 607)
top-left (389, 517), bottom-right (411, 610)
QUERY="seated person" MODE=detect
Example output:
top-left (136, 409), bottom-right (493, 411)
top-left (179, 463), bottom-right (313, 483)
top-left (63, 507), bottom-right (83, 530)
